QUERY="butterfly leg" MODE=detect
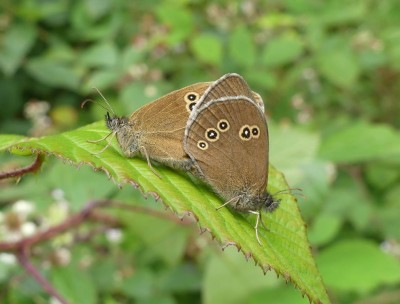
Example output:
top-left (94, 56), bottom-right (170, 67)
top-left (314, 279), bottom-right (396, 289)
top-left (140, 146), bottom-right (162, 179)
top-left (216, 197), bottom-right (239, 211)
top-left (88, 131), bottom-right (112, 143)
top-left (90, 132), bottom-right (116, 155)
top-left (249, 210), bottom-right (262, 245)
top-left (259, 212), bottom-right (269, 232)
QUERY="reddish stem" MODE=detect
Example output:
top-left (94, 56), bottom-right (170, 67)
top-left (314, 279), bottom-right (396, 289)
top-left (17, 248), bottom-right (69, 304)
top-left (0, 200), bottom-right (109, 252)
top-left (0, 154), bottom-right (44, 180)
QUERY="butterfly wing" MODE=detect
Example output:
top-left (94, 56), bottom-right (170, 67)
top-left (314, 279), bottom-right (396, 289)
top-left (194, 73), bottom-right (265, 113)
top-left (199, 73), bottom-right (253, 104)
top-left (184, 96), bottom-right (269, 199)
top-left (129, 82), bottom-right (211, 168)
top-left (131, 82), bottom-right (211, 129)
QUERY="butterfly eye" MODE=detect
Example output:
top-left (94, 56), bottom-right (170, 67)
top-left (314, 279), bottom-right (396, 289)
top-left (205, 128), bottom-right (219, 142)
top-left (197, 140), bottom-right (208, 150)
top-left (251, 126), bottom-right (260, 138)
top-left (217, 119), bottom-right (230, 132)
top-left (239, 125), bottom-right (251, 141)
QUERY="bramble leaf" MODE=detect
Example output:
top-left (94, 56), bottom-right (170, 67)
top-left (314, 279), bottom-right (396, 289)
top-left (1, 124), bottom-right (329, 304)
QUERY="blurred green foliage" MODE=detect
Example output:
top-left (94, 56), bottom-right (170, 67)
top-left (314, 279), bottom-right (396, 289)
top-left (1, 0), bottom-right (400, 303)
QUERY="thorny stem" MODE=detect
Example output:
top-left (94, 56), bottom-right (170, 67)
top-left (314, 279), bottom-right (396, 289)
top-left (0, 199), bottom-right (192, 302)
top-left (0, 200), bottom-right (192, 252)
top-left (0, 200), bottom-right (109, 303)
top-left (0, 154), bottom-right (45, 180)
top-left (17, 248), bottom-right (69, 304)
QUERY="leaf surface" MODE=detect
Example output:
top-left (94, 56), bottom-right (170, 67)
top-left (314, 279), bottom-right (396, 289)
top-left (1, 123), bottom-right (329, 303)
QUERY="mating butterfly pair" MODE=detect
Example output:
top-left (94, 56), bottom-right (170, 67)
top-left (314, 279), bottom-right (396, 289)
top-left (104, 74), bottom-right (279, 245)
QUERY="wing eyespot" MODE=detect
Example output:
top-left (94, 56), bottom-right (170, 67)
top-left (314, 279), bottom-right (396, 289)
top-left (239, 125), bottom-right (251, 141)
top-left (251, 125), bottom-right (260, 138)
top-left (197, 140), bottom-right (208, 150)
top-left (217, 119), bottom-right (230, 132)
top-left (205, 128), bottom-right (219, 142)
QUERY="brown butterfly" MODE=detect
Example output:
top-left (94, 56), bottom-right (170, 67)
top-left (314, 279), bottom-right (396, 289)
top-left (103, 82), bottom-right (211, 174)
top-left (95, 76), bottom-right (264, 176)
top-left (184, 73), bottom-right (279, 244)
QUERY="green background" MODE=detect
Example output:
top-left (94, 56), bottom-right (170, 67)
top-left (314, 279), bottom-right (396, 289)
top-left (1, 0), bottom-right (400, 303)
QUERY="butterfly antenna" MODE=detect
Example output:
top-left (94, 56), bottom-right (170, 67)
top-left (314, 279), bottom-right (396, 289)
top-left (81, 98), bottom-right (112, 113)
top-left (93, 87), bottom-right (116, 115)
top-left (273, 188), bottom-right (305, 199)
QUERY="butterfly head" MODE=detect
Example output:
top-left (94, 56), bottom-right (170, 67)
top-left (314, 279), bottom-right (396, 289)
top-left (230, 190), bottom-right (280, 214)
top-left (105, 112), bottom-right (141, 157)
top-left (105, 112), bottom-right (130, 132)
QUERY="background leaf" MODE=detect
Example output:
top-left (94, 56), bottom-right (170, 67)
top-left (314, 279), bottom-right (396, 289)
top-left (25, 57), bottom-right (81, 90)
top-left (190, 34), bottom-right (223, 66)
top-left (229, 26), bottom-right (256, 68)
top-left (319, 121), bottom-right (400, 163)
top-left (52, 265), bottom-right (97, 304)
top-left (262, 34), bottom-right (304, 67)
top-left (317, 239), bottom-right (400, 293)
top-left (0, 23), bottom-right (37, 76)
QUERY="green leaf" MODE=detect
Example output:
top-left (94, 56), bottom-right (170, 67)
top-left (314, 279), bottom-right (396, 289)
top-left (158, 263), bottom-right (201, 292)
top-left (319, 121), bottom-right (400, 163)
top-left (0, 257), bottom-right (16, 284)
top-left (365, 163), bottom-right (400, 190)
top-left (229, 26), bottom-right (256, 68)
top-left (190, 34), bottom-right (223, 66)
top-left (80, 41), bottom-right (119, 68)
top-left (3, 123), bottom-right (329, 304)
top-left (83, 69), bottom-right (120, 92)
top-left (120, 82), bottom-right (154, 112)
top-left (308, 214), bottom-right (342, 246)
top-left (316, 41), bottom-right (360, 88)
top-left (384, 28), bottom-right (400, 71)
top-left (204, 247), bottom-right (279, 304)
top-left (0, 23), bottom-right (37, 76)
top-left (84, 0), bottom-right (112, 20)
top-left (269, 123), bottom-right (320, 184)
top-left (315, 2), bottom-right (366, 26)
top-left (121, 269), bottom-right (154, 299)
top-left (122, 212), bottom-right (190, 266)
top-left (25, 57), bottom-right (81, 90)
top-left (378, 185), bottom-right (400, 239)
top-left (249, 285), bottom-right (310, 304)
top-left (257, 13), bottom-right (297, 28)
top-left (155, 4), bottom-right (194, 45)
top-left (317, 239), bottom-right (400, 293)
top-left (0, 135), bottom-right (27, 151)
top-left (262, 34), bottom-right (304, 67)
top-left (52, 265), bottom-right (97, 304)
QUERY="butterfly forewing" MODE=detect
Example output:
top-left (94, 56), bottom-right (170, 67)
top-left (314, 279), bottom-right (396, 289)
top-left (128, 82), bottom-right (211, 164)
top-left (131, 82), bottom-right (211, 130)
